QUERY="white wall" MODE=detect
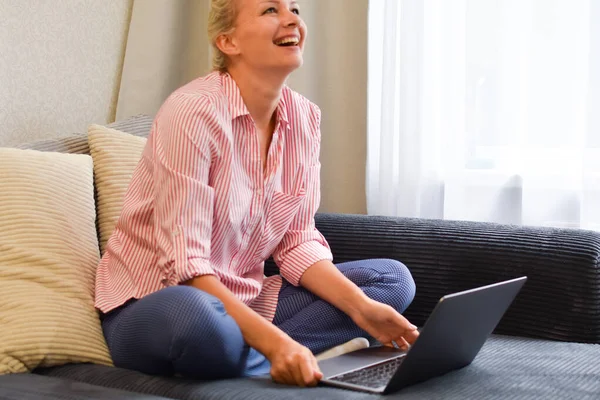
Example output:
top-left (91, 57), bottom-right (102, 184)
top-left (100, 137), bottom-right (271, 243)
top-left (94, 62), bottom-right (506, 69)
top-left (0, 0), bottom-right (132, 147)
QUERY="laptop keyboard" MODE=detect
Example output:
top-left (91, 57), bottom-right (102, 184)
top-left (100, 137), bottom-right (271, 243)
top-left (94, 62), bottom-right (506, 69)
top-left (328, 356), bottom-right (405, 389)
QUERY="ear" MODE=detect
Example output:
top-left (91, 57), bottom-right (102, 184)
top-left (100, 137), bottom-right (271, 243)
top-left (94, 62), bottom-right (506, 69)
top-left (215, 32), bottom-right (241, 57)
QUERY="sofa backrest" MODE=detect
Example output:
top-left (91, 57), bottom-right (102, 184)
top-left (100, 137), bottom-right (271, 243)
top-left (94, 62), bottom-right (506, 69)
top-left (16, 114), bottom-right (153, 155)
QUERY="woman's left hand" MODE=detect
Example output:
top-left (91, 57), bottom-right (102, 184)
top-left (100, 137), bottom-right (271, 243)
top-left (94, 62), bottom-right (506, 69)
top-left (351, 298), bottom-right (419, 351)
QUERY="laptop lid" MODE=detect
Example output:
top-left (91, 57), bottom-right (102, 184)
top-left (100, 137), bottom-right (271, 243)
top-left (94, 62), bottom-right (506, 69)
top-left (319, 277), bottom-right (527, 394)
top-left (384, 276), bottom-right (527, 393)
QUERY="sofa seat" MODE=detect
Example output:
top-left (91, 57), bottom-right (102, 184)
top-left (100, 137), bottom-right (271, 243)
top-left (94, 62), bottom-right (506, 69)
top-left (0, 373), bottom-right (171, 400)
top-left (24, 336), bottom-right (600, 400)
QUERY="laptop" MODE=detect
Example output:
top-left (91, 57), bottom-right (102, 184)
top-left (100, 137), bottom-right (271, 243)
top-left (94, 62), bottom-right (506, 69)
top-left (318, 276), bottom-right (527, 394)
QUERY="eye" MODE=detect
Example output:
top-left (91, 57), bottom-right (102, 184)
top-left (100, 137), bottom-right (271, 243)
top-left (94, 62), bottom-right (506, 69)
top-left (263, 7), bottom-right (276, 14)
top-left (291, 7), bottom-right (300, 15)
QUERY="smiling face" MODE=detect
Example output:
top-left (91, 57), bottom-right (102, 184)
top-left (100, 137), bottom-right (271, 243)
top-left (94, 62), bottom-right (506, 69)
top-left (216, 0), bottom-right (307, 75)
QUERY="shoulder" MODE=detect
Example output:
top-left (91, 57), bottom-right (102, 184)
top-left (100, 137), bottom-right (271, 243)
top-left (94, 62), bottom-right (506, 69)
top-left (157, 72), bottom-right (229, 125)
top-left (153, 72), bottom-right (229, 143)
top-left (281, 86), bottom-right (321, 132)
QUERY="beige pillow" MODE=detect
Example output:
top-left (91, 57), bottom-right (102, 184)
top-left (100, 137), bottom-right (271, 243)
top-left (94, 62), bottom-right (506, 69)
top-left (87, 124), bottom-right (147, 254)
top-left (0, 148), bottom-right (112, 374)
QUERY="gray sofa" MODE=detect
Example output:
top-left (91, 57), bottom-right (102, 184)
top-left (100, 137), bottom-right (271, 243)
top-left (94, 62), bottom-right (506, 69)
top-left (1, 115), bottom-right (599, 399)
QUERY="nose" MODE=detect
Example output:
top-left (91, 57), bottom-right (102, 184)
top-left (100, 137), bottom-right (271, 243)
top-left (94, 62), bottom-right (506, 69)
top-left (281, 8), bottom-right (301, 27)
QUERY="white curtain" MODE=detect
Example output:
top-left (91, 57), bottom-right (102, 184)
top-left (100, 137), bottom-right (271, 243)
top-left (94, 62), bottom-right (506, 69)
top-left (367, 0), bottom-right (600, 230)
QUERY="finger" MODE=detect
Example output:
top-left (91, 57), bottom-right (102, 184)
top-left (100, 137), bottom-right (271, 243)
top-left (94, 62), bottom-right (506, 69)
top-left (271, 365), bottom-right (294, 386)
top-left (395, 337), bottom-right (410, 351)
top-left (291, 367), bottom-right (306, 387)
top-left (386, 316), bottom-right (414, 340)
top-left (404, 327), bottom-right (420, 344)
top-left (289, 356), bottom-right (307, 387)
top-left (384, 340), bottom-right (402, 349)
top-left (272, 370), bottom-right (293, 386)
top-left (307, 356), bottom-right (322, 386)
top-left (397, 314), bottom-right (419, 333)
top-left (299, 355), bottom-right (317, 386)
top-left (390, 309), bottom-right (415, 328)
top-left (311, 355), bottom-right (323, 381)
top-left (396, 316), bottom-right (419, 342)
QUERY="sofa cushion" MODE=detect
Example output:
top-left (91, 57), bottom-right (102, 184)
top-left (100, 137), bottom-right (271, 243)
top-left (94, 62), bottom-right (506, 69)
top-left (0, 148), bottom-right (112, 374)
top-left (33, 336), bottom-right (600, 399)
top-left (87, 124), bottom-right (147, 254)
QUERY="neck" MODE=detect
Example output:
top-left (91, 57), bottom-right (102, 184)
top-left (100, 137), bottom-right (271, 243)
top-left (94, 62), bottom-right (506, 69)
top-left (226, 66), bottom-right (288, 131)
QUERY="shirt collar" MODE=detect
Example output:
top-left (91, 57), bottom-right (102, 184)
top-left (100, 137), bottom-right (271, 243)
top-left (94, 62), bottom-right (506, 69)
top-left (221, 72), bottom-right (290, 129)
top-left (222, 72), bottom-right (250, 119)
top-left (276, 88), bottom-right (290, 129)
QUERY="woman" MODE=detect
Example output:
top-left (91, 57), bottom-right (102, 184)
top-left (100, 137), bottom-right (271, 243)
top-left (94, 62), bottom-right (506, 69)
top-left (95, 0), bottom-right (419, 388)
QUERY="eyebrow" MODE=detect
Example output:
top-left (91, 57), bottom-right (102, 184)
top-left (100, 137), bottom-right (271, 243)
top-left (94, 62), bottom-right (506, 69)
top-left (259, 0), bottom-right (299, 6)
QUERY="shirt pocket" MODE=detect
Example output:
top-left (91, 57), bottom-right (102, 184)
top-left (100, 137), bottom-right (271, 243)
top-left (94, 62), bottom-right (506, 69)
top-left (257, 165), bottom-right (307, 257)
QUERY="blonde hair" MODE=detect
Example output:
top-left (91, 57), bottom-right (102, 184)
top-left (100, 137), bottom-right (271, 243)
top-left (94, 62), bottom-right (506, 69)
top-left (208, 0), bottom-right (239, 72)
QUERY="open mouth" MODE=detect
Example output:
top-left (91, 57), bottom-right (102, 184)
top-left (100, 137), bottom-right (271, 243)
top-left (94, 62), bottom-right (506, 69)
top-left (274, 37), bottom-right (300, 47)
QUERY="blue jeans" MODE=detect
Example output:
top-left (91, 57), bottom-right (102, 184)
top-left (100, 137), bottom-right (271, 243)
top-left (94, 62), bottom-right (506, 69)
top-left (101, 259), bottom-right (416, 380)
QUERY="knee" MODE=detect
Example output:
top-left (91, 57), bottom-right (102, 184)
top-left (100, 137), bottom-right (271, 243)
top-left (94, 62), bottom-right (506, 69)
top-left (157, 285), bottom-right (225, 318)
top-left (157, 287), bottom-right (245, 375)
top-left (158, 286), bottom-right (230, 341)
top-left (368, 259), bottom-right (416, 313)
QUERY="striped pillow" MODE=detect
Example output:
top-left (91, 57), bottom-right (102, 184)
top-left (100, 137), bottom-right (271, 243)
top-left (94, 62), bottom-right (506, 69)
top-left (87, 124), bottom-right (147, 254)
top-left (0, 148), bottom-right (112, 374)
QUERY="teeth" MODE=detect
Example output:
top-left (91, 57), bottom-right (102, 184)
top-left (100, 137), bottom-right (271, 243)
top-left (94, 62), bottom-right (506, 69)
top-left (275, 37), bottom-right (299, 45)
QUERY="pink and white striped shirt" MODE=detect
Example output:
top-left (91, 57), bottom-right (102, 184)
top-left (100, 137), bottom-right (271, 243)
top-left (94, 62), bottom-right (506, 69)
top-left (94, 72), bottom-right (333, 322)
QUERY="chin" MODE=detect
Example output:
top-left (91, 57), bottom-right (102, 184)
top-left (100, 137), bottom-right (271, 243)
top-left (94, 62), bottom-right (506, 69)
top-left (287, 59), bottom-right (303, 71)
top-left (283, 56), bottom-right (304, 71)
top-left (266, 61), bottom-right (303, 77)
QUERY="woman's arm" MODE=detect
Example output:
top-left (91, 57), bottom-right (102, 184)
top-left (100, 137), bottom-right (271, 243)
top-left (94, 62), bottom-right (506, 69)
top-left (184, 275), bottom-right (323, 386)
top-left (183, 275), bottom-right (287, 357)
top-left (299, 260), bottom-right (369, 318)
top-left (299, 260), bottom-right (419, 349)
top-left (273, 104), bottom-right (418, 348)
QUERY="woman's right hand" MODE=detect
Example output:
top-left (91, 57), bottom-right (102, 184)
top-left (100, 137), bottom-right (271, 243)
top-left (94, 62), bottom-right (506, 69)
top-left (184, 276), bottom-right (322, 386)
top-left (266, 337), bottom-right (323, 387)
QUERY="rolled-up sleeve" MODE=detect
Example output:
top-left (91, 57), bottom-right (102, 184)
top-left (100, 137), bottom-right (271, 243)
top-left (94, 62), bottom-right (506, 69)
top-left (152, 95), bottom-right (216, 285)
top-left (272, 106), bottom-right (333, 286)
